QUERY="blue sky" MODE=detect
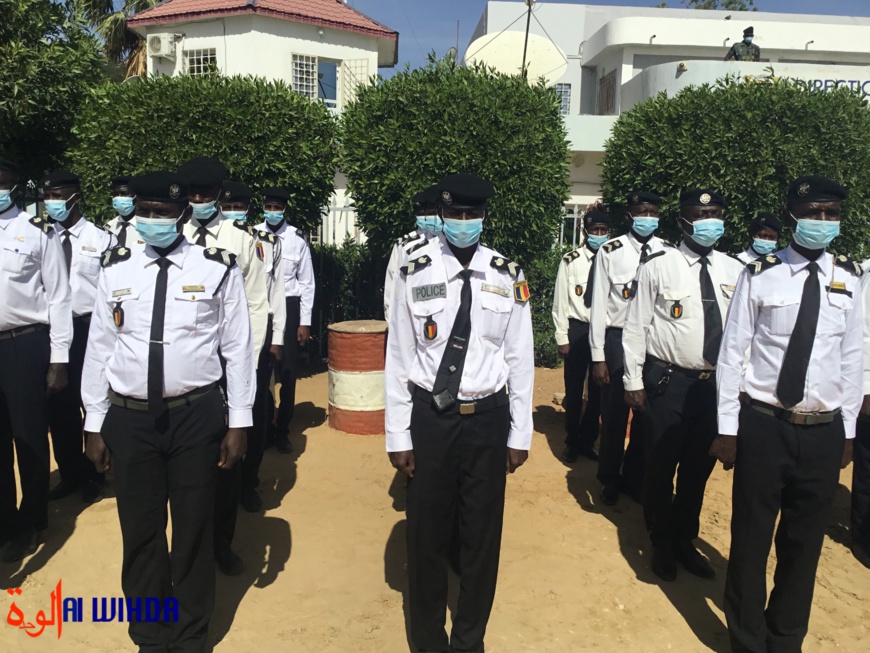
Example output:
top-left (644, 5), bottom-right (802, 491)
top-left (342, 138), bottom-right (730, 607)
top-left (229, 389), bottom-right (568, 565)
top-left (347, 0), bottom-right (870, 76)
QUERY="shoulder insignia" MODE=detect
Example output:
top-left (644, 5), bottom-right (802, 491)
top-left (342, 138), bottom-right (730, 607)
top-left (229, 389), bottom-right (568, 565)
top-left (563, 250), bottom-right (581, 264)
top-left (513, 279), bottom-right (531, 303)
top-left (401, 255), bottom-right (432, 276)
top-left (601, 240), bottom-right (623, 254)
top-left (103, 223), bottom-right (114, 234)
top-left (746, 255), bottom-right (782, 275)
top-left (257, 230), bottom-right (277, 245)
top-left (204, 246), bottom-right (237, 268)
top-left (408, 238), bottom-right (429, 255)
top-left (399, 230), bottom-right (419, 246)
top-left (232, 220), bottom-right (255, 237)
top-left (28, 215), bottom-right (53, 235)
top-left (640, 250), bottom-right (666, 265)
top-left (101, 246), bottom-right (132, 268)
top-left (834, 254), bottom-right (863, 276)
top-left (661, 240), bottom-right (676, 248)
top-left (490, 256), bottom-right (521, 279)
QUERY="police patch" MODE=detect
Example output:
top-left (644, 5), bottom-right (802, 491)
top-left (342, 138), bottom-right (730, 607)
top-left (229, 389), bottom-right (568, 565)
top-left (575, 285), bottom-right (583, 297)
top-left (670, 300), bottom-right (683, 319)
top-left (413, 283), bottom-right (447, 302)
top-left (169, 184), bottom-right (181, 200)
top-left (622, 284), bottom-right (632, 300)
top-left (513, 280), bottom-right (530, 303)
top-left (423, 317), bottom-right (437, 340)
top-left (256, 241), bottom-right (265, 261)
top-left (700, 193), bottom-right (712, 205)
top-left (113, 303), bottom-right (124, 328)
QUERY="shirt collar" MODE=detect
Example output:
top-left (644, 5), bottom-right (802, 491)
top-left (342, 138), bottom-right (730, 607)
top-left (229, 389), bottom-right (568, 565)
top-left (144, 237), bottom-right (189, 269)
top-left (54, 216), bottom-right (87, 238)
top-left (679, 240), bottom-right (709, 266)
top-left (783, 244), bottom-right (830, 272)
top-left (438, 235), bottom-right (490, 279)
top-left (0, 205), bottom-right (20, 226)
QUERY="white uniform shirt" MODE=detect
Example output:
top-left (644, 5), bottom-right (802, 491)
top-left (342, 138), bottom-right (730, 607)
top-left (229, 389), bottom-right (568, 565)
top-left (255, 229), bottom-right (287, 346)
top-left (589, 232), bottom-right (666, 361)
top-left (862, 258), bottom-right (870, 395)
top-left (552, 244), bottom-right (596, 346)
top-left (623, 242), bottom-right (743, 392)
top-left (54, 218), bottom-right (115, 317)
top-left (183, 213), bottom-right (269, 353)
top-left (384, 230), bottom-right (428, 322)
top-left (385, 235), bottom-right (535, 452)
top-left (0, 206), bottom-right (73, 362)
top-left (717, 246), bottom-right (864, 439)
top-left (256, 221), bottom-right (315, 327)
top-left (81, 239), bottom-right (255, 432)
top-left (105, 215), bottom-right (138, 247)
top-left (736, 248), bottom-right (756, 264)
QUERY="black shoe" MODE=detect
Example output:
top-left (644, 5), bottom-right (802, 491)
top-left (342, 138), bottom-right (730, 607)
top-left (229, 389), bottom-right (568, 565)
top-left (2, 530), bottom-right (39, 563)
top-left (240, 487), bottom-right (263, 513)
top-left (651, 543), bottom-right (678, 582)
top-left (215, 546), bottom-right (244, 576)
top-left (674, 541), bottom-right (715, 579)
top-left (851, 543), bottom-right (870, 570)
top-left (577, 446), bottom-right (599, 462)
top-left (275, 437), bottom-right (293, 454)
top-left (81, 479), bottom-right (104, 504)
top-left (561, 446), bottom-right (579, 463)
top-left (600, 485), bottom-right (619, 506)
top-left (48, 479), bottom-right (80, 501)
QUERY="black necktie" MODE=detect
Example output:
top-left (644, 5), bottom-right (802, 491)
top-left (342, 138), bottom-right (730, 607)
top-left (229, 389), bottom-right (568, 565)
top-left (776, 261), bottom-right (821, 409)
top-left (61, 231), bottom-right (72, 273)
top-left (196, 227), bottom-right (209, 247)
top-left (641, 243), bottom-right (650, 260)
top-left (431, 269), bottom-right (473, 411)
top-left (584, 252), bottom-right (597, 309)
top-left (699, 256), bottom-right (723, 367)
top-left (148, 258), bottom-right (171, 418)
top-left (117, 222), bottom-right (129, 247)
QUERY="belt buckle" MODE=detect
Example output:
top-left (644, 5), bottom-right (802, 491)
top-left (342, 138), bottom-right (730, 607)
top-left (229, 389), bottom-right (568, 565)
top-left (699, 372), bottom-right (712, 380)
top-left (459, 403), bottom-right (476, 415)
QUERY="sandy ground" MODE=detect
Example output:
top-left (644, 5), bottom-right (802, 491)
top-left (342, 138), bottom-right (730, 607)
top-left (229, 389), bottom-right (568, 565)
top-left (1, 366), bottom-right (869, 653)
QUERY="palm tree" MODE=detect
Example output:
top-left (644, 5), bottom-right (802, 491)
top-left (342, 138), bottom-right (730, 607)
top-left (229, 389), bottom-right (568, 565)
top-left (79, 0), bottom-right (159, 77)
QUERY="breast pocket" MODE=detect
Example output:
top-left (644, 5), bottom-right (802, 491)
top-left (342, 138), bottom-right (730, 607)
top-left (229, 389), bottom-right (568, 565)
top-left (660, 289), bottom-right (691, 320)
top-left (761, 295), bottom-right (802, 336)
top-left (479, 292), bottom-right (513, 343)
top-left (283, 252), bottom-right (300, 280)
top-left (172, 291), bottom-right (219, 330)
top-left (612, 274), bottom-right (636, 301)
top-left (411, 298), bottom-right (446, 345)
top-left (105, 288), bottom-right (141, 334)
top-left (1, 243), bottom-right (35, 277)
top-left (822, 292), bottom-right (853, 335)
top-left (77, 251), bottom-right (102, 278)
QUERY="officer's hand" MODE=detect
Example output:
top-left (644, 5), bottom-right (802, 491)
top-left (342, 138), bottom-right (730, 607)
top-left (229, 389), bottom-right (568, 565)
top-left (389, 450), bottom-right (415, 478)
top-left (860, 395), bottom-right (870, 420)
top-left (85, 432), bottom-right (111, 473)
top-left (507, 448), bottom-right (528, 474)
top-left (46, 363), bottom-right (68, 395)
top-left (219, 428), bottom-right (247, 469)
top-left (842, 440), bottom-right (854, 469)
top-left (297, 325), bottom-right (311, 347)
top-left (592, 362), bottom-right (610, 385)
top-left (269, 344), bottom-right (283, 363)
top-left (624, 389), bottom-right (646, 412)
top-left (557, 344), bottom-right (570, 358)
top-left (709, 435), bottom-right (737, 471)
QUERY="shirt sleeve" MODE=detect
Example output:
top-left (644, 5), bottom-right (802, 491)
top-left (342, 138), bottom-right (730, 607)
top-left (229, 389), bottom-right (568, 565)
top-left (296, 239), bottom-right (316, 327)
top-left (82, 270), bottom-right (114, 432)
top-left (505, 271), bottom-right (535, 450)
top-left (384, 242), bottom-right (401, 322)
top-left (589, 250), bottom-right (610, 361)
top-left (716, 268), bottom-right (757, 436)
top-left (219, 266), bottom-right (256, 428)
top-left (552, 259), bottom-right (570, 346)
top-left (239, 235), bottom-right (270, 354)
top-left (862, 271), bottom-right (870, 395)
top-left (622, 261), bottom-right (656, 392)
top-left (270, 241), bottom-right (287, 346)
top-left (41, 227), bottom-right (73, 363)
top-left (384, 270), bottom-right (417, 452)
top-left (841, 278), bottom-right (864, 440)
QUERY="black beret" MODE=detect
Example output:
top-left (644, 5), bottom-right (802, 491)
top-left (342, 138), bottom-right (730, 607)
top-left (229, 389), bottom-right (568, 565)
top-left (437, 173), bottom-right (495, 208)
top-left (41, 170), bottom-right (80, 191)
top-left (626, 191), bottom-right (662, 207)
top-left (584, 210), bottom-right (610, 228)
top-left (131, 171), bottom-right (189, 203)
top-left (749, 212), bottom-right (782, 236)
top-left (743, 26), bottom-right (754, 36)
top-left (0, 157), bottom-right (21, 177)
top-left (412, 185), bottom-right (440, 207)
top-left (680, 188), bottom-right (726, 208)
top-left (111, 175), bottom-right (132, 187)
top-left (177, 156), bottom-right (228, 187)
top-left (221, 180), bottom-right (253, 202)
top-left (787, 176), bottom-right (847, 204)
top-left (262, 186), bottom-right (291, 202)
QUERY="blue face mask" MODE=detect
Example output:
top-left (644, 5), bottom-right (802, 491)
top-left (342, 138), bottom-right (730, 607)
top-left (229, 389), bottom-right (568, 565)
top-left (685, 218), bottom-right (725, 247)
top-left (631, 216), bottom-right (659, 238)
top-left (190, 199), bottom-right (218, 223)
top-left (442, 217), bottom-right (483, 249)
top-left (744, 37), bottom-right (753, 44)
top-left (45, 195), bottom-right (77, 223)
top-left (0, 187), bottom-right (16, 213)
top-left (752, 238), bottom-right (777, 255)
top-left (112, 196), bottom-right (135, 216)
top-left (792, 216), bottom-right (840, 250)
top-left (264, 211), bottom-right (285, 226)
top-left (415, 215), bottom-right (442, 235)
top-left (223, 210), bottom-right (248, 222)
top-left (586, 234), bottom-right (609, 250)
top-left (136, 217), bottom-right (181, 249)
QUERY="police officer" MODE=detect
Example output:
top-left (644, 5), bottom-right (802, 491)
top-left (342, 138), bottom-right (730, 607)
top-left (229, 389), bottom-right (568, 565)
top-left (623, 189), bottom-right (743, 582)
top-left (386, 173), bottom-right (534, 653)
top-left (42, 170), bottom-right (114, 504)
top-left (714, 176), bottom-right (862, 652)
top-left (0, 157), bottom-right (72, 562)
top-left (256, 187), bottom-right (315, 454)
top-left (105, 175), bottom-right (137, 247)
top-left (552, 210), bottom-right (609, 462)
top-left (590, 191), bottom-right (666, 505)
top-left (82, 170), bottom-right (254, 652)
top-left (178, 157), bottom-right (269, 575)
top-left (220, 180), bottom-right (286, 513)
top-left (736, 212), bottom-right (782, 264)
top-left (725, 26), bottom-right (761, 62)
top-left (384, 185), bottom-right (441, 322)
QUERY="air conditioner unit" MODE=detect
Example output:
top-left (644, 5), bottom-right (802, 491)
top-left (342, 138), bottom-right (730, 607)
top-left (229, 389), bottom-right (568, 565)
top-left (147, 33), bottom-right (176, 60)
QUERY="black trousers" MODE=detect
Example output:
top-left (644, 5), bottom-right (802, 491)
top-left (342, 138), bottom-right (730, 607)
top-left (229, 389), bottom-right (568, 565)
top-left (563, 319), bottom-right (601, 452)
top-left (725, 404), bottom-right (845, 653)
top-left (47, 315), bottom-right (102, 486)
top-left (851, 419), bottom-right (870, 554)
top-left (276, 297), bottom-right (301, 436)
top-left (597, 327), bottom-right (645, 492)
top-left (406, 391), bottom-right (511, 653)
top-left (242, 320), bottom-right (276, 494)
top-left (102, 386), bottom-right (226, 653)
top-left (641, 363), bottom-right (717, 545)
top-left (0, 327), bottom-right (50, 539)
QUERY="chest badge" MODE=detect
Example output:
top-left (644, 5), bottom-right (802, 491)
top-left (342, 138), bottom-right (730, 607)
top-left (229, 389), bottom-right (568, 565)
top-left (670, 301), bottom-right (683, 319)
top-left (256, 241), bottom-right (265, 261)
top-left (423, 317), bottom-right (437, 341)
top-left (575, 285), bottom-right (583, 297)
top-left (622, 283), bottom-right (632, 300)
top-left (113, 302), bottom-right (124, 328)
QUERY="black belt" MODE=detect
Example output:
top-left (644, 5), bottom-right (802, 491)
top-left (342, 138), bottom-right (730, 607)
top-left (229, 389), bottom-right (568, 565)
top-left (414, 385), bottom-right (509, 415)
top-left (648, 355), bottom-right (715, 380)
top-left (286, 296), bottom-right (301, 303)
top-left (109, 382), bottom-right (217, 413)
top-left (0, 323), bottom-right (48, 340)
top-left (746, 397), bottom-right (841, 426)
top-left (74, 313), bottom-right (92, 323)
top-left (606, 327), bottom-right (623, 333)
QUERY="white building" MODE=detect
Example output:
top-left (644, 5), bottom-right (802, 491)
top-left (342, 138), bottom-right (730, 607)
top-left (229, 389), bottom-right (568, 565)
top-left (128, 0), bottom-right (399, 244)
top-left (468, 2), bottom-right (870, 241)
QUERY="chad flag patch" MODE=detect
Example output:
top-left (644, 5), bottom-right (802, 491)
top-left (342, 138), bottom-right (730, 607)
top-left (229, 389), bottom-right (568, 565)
top-left (513, 280), bottom-right (530, 303)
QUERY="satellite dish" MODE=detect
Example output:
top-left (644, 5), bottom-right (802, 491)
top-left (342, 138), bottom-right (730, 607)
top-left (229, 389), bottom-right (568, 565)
top-left (464, 31), bottom-right (568, 83)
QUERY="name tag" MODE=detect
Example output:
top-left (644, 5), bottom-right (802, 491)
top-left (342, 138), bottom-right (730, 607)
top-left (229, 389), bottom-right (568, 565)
top-left (482, 283), bottom-right (510, 297)
top-left (81, 246), bottom-right (97, 252)
top-left (183, 285), bottom-right (206, 293)
top-left (413, 283), bottom-right (446, 302)
top-left (112, 288), bottom-right (132, 298)
top-left (831, 281), bottom-right (847, 291)
top-left (720, 284), bottom-right (736, 293)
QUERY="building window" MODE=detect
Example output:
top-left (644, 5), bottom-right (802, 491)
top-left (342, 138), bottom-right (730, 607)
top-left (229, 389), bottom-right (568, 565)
top-left (184, 48), bottom-right (217, 76)
top-left (292, 54), bottom-right (319, 100)
top-left (554, 83), bottom-right (571, 115)
top-left (341, 59), bottom-right (370, 108)
top-left (597, 70), bottom-right (617, 115)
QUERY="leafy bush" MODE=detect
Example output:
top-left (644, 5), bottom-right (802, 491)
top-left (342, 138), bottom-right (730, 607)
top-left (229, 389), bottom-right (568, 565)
top-left (601, 75), bottom-right (870, 258)
top-left (525, 246), bottom-right (567, 369)
top-left (68, 75), bottom-right (337, 229)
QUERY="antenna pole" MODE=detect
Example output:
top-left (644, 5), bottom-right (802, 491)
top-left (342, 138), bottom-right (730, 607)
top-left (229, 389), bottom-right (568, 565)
top-left (521, 0), bottom-right (534, 78)
top-left (456, 20), bottom-right (460, 53)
